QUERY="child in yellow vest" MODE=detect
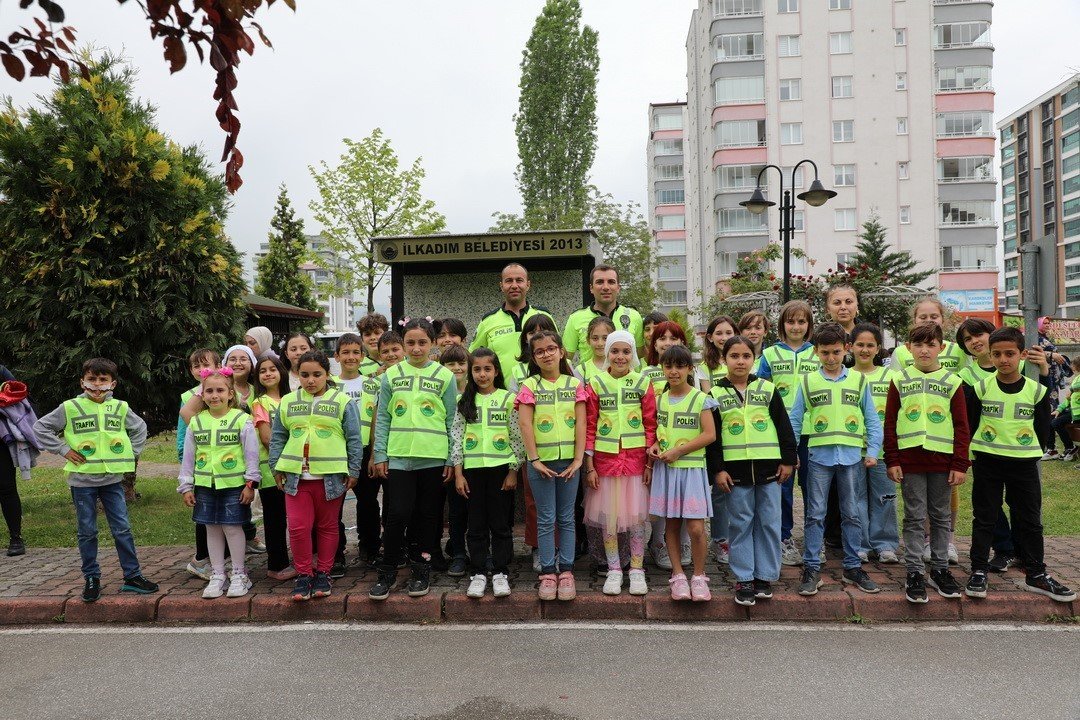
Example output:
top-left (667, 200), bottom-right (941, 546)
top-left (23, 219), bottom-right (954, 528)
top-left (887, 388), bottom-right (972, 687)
top-left (648, 344), bottom-right (717, 601)
top-left (369, 319), bottom-right (458, 601)
top-left (517, 330), bottom-right (587, 601)
top-left (357, 313), bottom-right (391, 377)
top-left (964, 327), bottom-right (1075, 603)
top-left (698, 315), bottom-right (735, 394)
top-left (583, 331), bottom-right (657, 596)
top-left (451, 348), bottom-right (526, 598)
top-left (178, 347), bottom-right (220, 581)
top-left (439, 342), bottom-right (471, 577)
top-left (270, 351), bottom-right (364, 602)
top-left (177, 367), bottom-right (261, 599)
top-left (33, 358), bottom-right (158, 603)
top-left (710, 335), bottom-right (796, 606)
top-left (575, 316), bottom-right (614, 384)
top-left (251, 355), bottom-right (294, 581)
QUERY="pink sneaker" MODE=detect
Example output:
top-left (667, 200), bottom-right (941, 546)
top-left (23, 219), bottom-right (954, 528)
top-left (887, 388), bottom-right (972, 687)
top-left (557, 571), bottom-right (577, 601)
top-left (537, 573), bottom-right (557, 601)
top-left (669, 573), bottom-right (691, 601)
top-left (690, 574), bottom-right (712, 602)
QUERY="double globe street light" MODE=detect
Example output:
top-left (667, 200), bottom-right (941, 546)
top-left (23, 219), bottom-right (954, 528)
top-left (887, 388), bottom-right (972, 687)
top-left (740, 160), bottom-right (837, 303)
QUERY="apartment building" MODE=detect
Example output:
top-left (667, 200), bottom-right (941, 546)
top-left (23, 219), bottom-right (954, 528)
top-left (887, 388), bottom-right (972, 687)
top-left (999, 74), bottom-right (1080, 314)
top-left (647, 102), bottom-right (692, 312)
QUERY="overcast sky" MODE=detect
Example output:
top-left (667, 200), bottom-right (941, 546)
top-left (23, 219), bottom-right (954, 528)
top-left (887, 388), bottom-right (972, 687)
top-left (2, 0), bottom-right (1078, 276)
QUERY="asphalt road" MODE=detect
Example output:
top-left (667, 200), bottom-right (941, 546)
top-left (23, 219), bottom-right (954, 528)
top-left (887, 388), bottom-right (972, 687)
top-left (2, 622), bottom-right (1077, 720)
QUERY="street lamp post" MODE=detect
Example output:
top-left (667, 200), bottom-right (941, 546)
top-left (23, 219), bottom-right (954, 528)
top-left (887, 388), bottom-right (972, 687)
top-left (739, 160), bottom-right (836, 303)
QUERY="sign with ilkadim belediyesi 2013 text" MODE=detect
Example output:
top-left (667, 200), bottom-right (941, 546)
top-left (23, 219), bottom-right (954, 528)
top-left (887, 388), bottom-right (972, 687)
top-left (376, 232), bottom-right (594, 264)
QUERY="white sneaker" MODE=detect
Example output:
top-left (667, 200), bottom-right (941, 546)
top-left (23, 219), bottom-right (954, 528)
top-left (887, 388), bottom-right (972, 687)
top-left (491, 573), bottom-right (511, 597)
top-left (947, 543), bottom-right (959, 565)
top-left (1040, 449), bottom-right (1060, 461)
top-left (712, 540), bottom-right (730, 564)
top-left (878, 549), bottom-right (899, 564)
top-left (857, 550), bottom-right (869, 563)
top-left (531, 548), bottom-right (542, 573)
top-left (226, 572), bottom-right (252, 598)
top-left (202, 574), bottom-right (227, 599)
top-left (651, 544), bottom-right (673, 570)
top-left (680, 544), bottom-right (692, 566)
top-left (186, 556), bottom-right (211, 581)
top-left (628, 569), bottom-right (648, 596)
top-left (466, 574), bottom-right (487, 598)
top-left (602, 570), bottom-right (623, 596)
top-left (780, 539), bottom-right (802, 567)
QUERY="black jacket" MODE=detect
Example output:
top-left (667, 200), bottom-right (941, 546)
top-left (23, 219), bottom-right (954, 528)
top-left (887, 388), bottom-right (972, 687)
top-left (706, 375), bottom-right (799, 486)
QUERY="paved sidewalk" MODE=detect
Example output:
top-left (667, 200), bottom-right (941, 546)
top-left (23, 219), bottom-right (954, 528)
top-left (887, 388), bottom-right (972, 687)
top-left (0, 530), bottom-right (1075, 625)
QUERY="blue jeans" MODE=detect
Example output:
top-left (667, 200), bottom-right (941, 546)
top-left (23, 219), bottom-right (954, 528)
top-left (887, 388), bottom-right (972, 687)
top-left (710, 485), bottom-right (729, 542)
top-left (728, 482), bottom-right (782, 583)
top-left (781, 437), bottom-right (809, 542)
top-left (71, 483), bottom-right (141, 579)
top-left (859, 461), bottom-right (899, 553)
top-left (529, 459), bottom-right (579, 573)
top-left (802, 461), bottom-right (866, 570)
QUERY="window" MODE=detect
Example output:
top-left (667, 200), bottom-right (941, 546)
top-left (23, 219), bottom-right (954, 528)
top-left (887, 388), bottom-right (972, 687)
top-left (937, 156), bottom-right (994, 182)
top-left (1064, 130), bottom-right (1080, 154)
top-left (1003, 219), bottom-right (1016, 236)
top-left (1006, 276), bottom-right (1019, 292)
top-left (779, 79), bottom-right (801, 101)
top-left (941, 245), bottom-right (995, 270)
top-left (656, 189), bottom-right (685, 205)
top-left (653, 113), bottom-right (682, 131)
top-left (936, 111), bottom-right (993, 137)
top-left (1064, 85), bottom-right (1080, 109)
top-left (658, 256), bottom-right (687, 281)
top-left (1065, 175), bottom-right (1080, 197)
top-left (830, 32), bottom-right (852, 54)
top-left (1002, 161), bottom-right (1015, 180)
top-left (898, 162), bottom-right (910, 179)
top-left (831, 75), bottom-right (853, 98)
top-left (1002, 144), bottom-right (1015, 161)
top-left (717, 164), bottom-right (766, 190)
top-left (1003, 201), bottom-right (1017, 217)
top-left (937, 66), bottom-right (992, 91)
top-left (834, 208), bottom-right (857, 231)
top-left (778, 35), bottom-right (801, 57)
top-left (778, 0), bottom-right (798, 12)
top-left (899, 206), bottom-right (911, 224)
top-left (896, 73), bottom-right (907, 91)
top-left (661, 286), bottom-right (688, 306)
top-left (934, 22), bottom-right (991, 49)
top-left (833, 120), bottom-right (854, 142)
top-left (716, 250), bottom-right (755, 277)
top-left (780, 122), bottom-right (803, 145)
top-left (714, 0), bottom-right (763, 17)
top-left (715, 33), bottom-right (765, 62)
top-left (656, 163), bottom-right (683, 180)
top-left (895, 28), bottom-right (907, 46)
top-left (658, 238), bottom-right (686, 254)
top-left (793, 210), bottom-right (805, 231)
top-left (715, 76), bottom-right (765, 105)
top-left (655, 215), bottom-right (685, 231)
top-left (1005, 257), bottom-right (1018, 273)
top-left (833, 164), bottom-right (856, 186)
top-left (1066, 197), bottom-right (1080, 218)
top-left (654, 139), bottom-right (682, 155)
top-left (939, 201), bottom-right (994, 226)
top-left (1001, 125), bottom-right (1015, 143)
top-left (836, 253), bottom-right (856, 270)
top-left (718, 208), bottom-right (768, 234)
top-left (715, 120), bottom-right (766, 148)
top-left (1004, 238), bottom-right (1017, 255)
top-left (829, 0), bottom-right (851, 8)
top-left (1064, 153), bottom-right (1080, 178)
top-left (781, 166), bottom-right (806, 189)
top-left (897, 117), bottom-right (908, 135)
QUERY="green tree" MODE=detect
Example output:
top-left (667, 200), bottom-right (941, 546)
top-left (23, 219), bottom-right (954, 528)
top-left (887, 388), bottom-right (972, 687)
top-left (0, 54), bottom-right (247, 430)
top-left (491, 187), bottom-right (663, 312)
top-left (515, 0), bottom-right (599, 227)
top-left (255, 184), bottom-right (318, 319)
top-left (308, 128), bottom-right (446, 314)
top-left (848, 214), bottom-right (932, 287)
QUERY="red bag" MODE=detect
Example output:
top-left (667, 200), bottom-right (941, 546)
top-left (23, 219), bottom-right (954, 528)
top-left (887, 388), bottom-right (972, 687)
top-left (0, 381), bottom-right (28, 408)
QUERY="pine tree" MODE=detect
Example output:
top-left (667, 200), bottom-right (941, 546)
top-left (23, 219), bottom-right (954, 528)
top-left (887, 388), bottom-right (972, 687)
top-left (849, 214), bottom-right (933, 286)
top-left (255, 185), bottom-right (317, 313)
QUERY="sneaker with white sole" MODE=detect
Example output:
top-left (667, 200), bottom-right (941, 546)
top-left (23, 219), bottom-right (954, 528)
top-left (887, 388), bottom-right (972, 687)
top-left (245, 538), bottom-right (266, 554)
top-left (857, 550), bottom-right (869, 563)
top-left (628, 569), bottom-right (647, 595)
top-left (186, 557), bottom-right (212, 581)
top-left (226, 572), bottom-right (252, 598)
top-left (877, 549), bottom-right (899, 564)
top-left (651, 544), bottom-right (673, 571)
top-left (1040, 449), bottom-right (1060, 461)
top-left (202, 574), bottom-right (227, 599)
top-left (492, 573), bottom-right (511, 598)
top-left (602, 570), bottom-right (623, 596)
top-left (466, 574), bottom-right (487, 598)
top-left (712, 539), bottom-right (730, 564)
top-left (780, 538), bottom-right (802, 567)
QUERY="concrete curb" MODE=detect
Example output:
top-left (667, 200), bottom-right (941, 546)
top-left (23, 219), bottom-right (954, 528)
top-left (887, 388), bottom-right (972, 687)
top-left (0, 590), bottom-right (1073, 625)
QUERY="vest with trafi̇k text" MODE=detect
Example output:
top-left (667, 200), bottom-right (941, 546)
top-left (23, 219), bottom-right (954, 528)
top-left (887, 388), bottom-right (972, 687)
top-left (710, 379), bottom-right (780, 462)
top-left (893, 367), bottom-right (962, 455)
top-left (969, 376), bottom-right (1046, 459)
top-left (462, 389), bottom-right (515, 470)
top-left (62, 397), bottom-right (135, 474)
top-left (523, 374), bottom-right (583, 462)
top-left (763, 344), bottom-right (820, 410)
top-left (697, 361), bottom-right (727, 388)
top-left (590, 371), bottom-right (650, 455)
top-left (385, 362), bottom-right (455, 461)
top-left (275, 388), bottom-right (350, 475)
top-left (641, 365), bottom-right (666, 396)
top-left (191, 408), bottom-right (249, 489)
top-left (801, 370), bottom-right (866, 448)
top-left (864, 366), bottom-right (891, 459)
top-left (250, 395), bottom-right (279, 486)
top-left (656, 388), bottom-right (708, 469)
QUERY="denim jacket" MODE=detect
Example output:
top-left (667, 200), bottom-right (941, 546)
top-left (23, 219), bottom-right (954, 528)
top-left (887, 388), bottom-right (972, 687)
top-left (267, 398), bottom-right (364, 500)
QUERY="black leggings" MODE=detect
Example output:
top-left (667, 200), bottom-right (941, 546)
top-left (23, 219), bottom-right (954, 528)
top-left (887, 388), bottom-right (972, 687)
top-left (0, 449), bottom-right (22, 540)
top-left (382, 466), bottom-right (444, 569)
top-left (258, 486), bottom-right (290, 571)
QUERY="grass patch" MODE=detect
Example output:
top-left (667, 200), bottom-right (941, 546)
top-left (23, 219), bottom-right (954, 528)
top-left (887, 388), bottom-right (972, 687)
top-left (138, 431), bottom-right (179, 465)
top-left (844, 613), bottom-right (869, 625)
top-left (1044, 614), bottom-right (1079, 624)
top-left (19, 467), bottom-right (195, 548)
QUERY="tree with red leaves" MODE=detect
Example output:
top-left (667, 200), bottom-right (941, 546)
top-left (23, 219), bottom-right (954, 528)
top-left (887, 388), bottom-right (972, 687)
top-left (1, 0), bottom-right (293, 193)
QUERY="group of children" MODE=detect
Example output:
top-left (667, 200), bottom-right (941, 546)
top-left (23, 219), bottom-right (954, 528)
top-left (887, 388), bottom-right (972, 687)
top-left (29, 287), bottom-right (1076, 608)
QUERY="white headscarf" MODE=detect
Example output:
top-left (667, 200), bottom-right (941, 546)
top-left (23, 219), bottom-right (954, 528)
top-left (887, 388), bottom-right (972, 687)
top-left (223, 344), bottom-right (258, 372)
top-left (601, 330), bottom-right (639, 372)
top-left (244, 326), bottom-right (275, 360)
